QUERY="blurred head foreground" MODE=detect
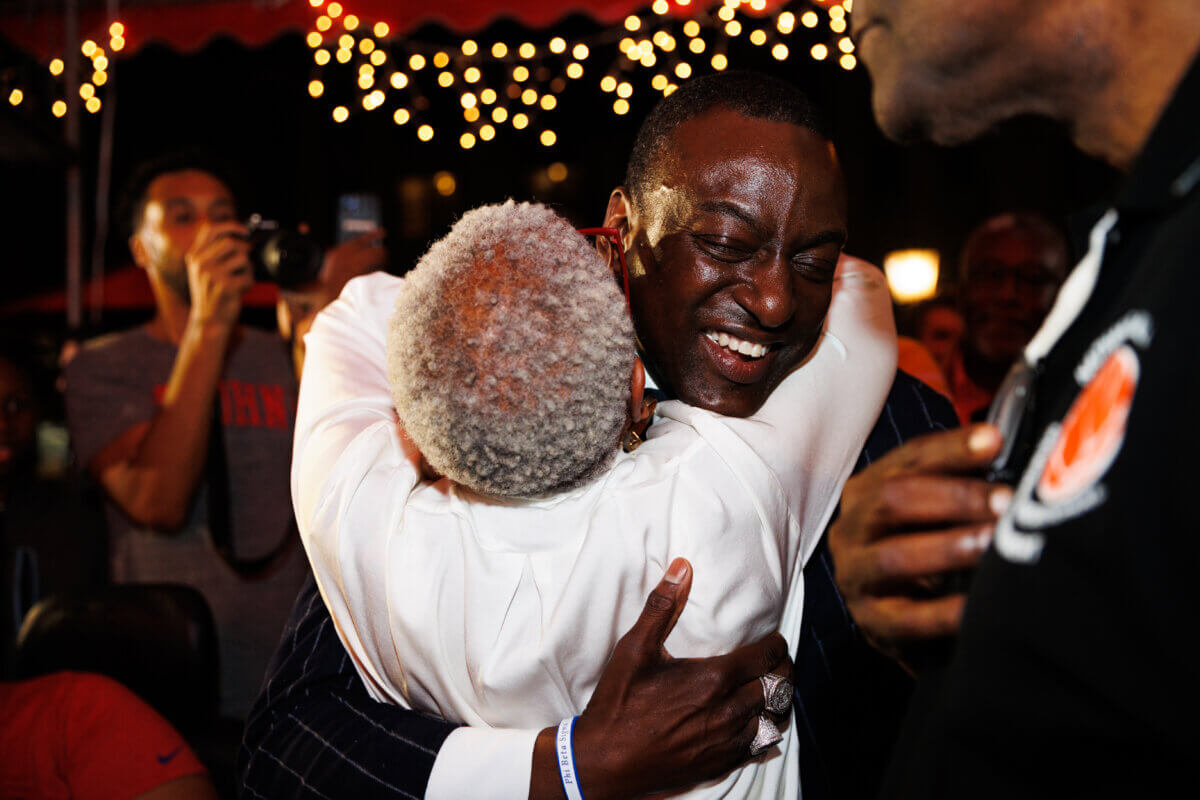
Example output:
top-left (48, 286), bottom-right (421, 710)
top-left (387, 201), bottom-right (635, 498)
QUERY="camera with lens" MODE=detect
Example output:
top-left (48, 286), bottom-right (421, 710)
top-left (246, 214), bottom-right (324, 290)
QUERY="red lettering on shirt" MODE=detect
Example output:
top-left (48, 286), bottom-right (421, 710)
top-left (258, 384), bottom-right (289, 429)
top-left (227, 380), bottom-right (262, 427)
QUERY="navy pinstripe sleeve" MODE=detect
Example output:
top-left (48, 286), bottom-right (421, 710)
top-left (237, 572), bottom-right (459, 799)
top-left (794, 370), bottom-right (958, 800)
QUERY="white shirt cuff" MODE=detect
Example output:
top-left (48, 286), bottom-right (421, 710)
top-left (425, 727), bottom-right (540, 800)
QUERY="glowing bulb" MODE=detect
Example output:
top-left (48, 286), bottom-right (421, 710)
top-left (651, 74), bottom-right (668, 91)
top-left (338, 34), bottom-right (353, 49)
top-left (374, 22), bottom-right (389, 38)
top-left (540, 129), bottom-right (556, 147)
top-left (8, 88), bottom-right (22, 105)
top-left (316, 15), bottom-right (332, 31)
top-left (548, 162), bottom-right (568, 182)
top-left (660, 35), bottom-right (676, 52)
top-left (600, 76), bottom-right (617, 93)
top-left (624, 15), bottom-right (641, 31)
top-left (883, 250), bottom-right (939, 303)
top-left (92, 70), bottom-right (107, 86)
top-left (315, 49), bottom-right (331, 65)
top-left (332, 105), bottom-right (349, 122)
top-left (549, 37), bottom-right (566, 54)
top-left (830, 5), bottom-right (846, 19)
top-left (801, 11), bottom-right (819, 27)
top-left (461, 92), bottom-right (477, 109)
top-left (462, 39), bottom-right (478, 56)
top-left (811, 44), bottom-right (829, 60)
top-left (749, 29), bottom-right (767, 46)
top-left (481, 88), bottom-right (497, 104)
top-left (52, 100), bottom-right (67, 117)
top-left (513, 65), bottom-right (530, 82)
top-left (308, 79), bottom-right (324, 97)
top-left (653, 31), bottom-right (670, 48)
top-left (327, 2), bottom-right (342, 18)
top-left (463, 106), bottom-right (480, 122)
top-left (390, 71), bottom-right (408, 89)
top-left (492, 107), bottom-right (508, 123)
top-left (343, 14), bottom-right (359, 30)
top-left (711, 53), bottom-right (728, 70)
top-left (460, 132), bottom-right (476, 149)
top-left (409, 54), bottom-right (425, 70)
top-left (653, 0), bottom-right (669, 13)
top-left (521, 88), bottom-right (538, 105)
top-left (518, 42), bottom-right (535, 59)
top-left (540, 94), bottom-right (556, 110)
top-left (572, 43), bottom-right (589, 60)
top-left (492, 42), bottom-right (508, 58)
top-left (845, 0), bottom-right (854, 10)
top-left (683, 20), bottom-right (700, 37)
top-left (359, 39), bottom-right (375, 54)
top-left (393, 108), bottom-right (410, 124)
top-left (110, 36), bottom-right (125, 51)
top-left (840, 37), bottom-right (855, 53)
top-left (772, 43), bottom-right (789, 61)
top-left (640, 52), bottom-right (657, 68)
top-left (438, 71), bottom-right (454, 87)
top-left (616, 81), bottom-right (632, 98)
top-left (109, 22), bottom-right (124, 37)
top-left (49, 58), bottom-right (64, 75)
top-left (566, 62), bottom-right (583, 79)
top-left (840, 53), bottom-right (857, 70)
top-left (307, 31), bottom-right (323, 47)
top-left (79, 83), bottom-right (94, 99)
top-left (777, 12), bottom-right (795, 33)
top-left (370, 49), bottom-right (387, 65)
top-left (310, 0), bottom-right (323, 5)
top-left (433, 51), bottom-right (450, 68)
top-left (85, 96), bottom-right (101, 113)
top-left (717, 6), bottom-right (735, 22)
top-left (750, 0), bottom-right (766, 9)
top-left (480, 124), bottom-right (495, 141)
top-left (82, 40), bottom-right (97, 56)
top-left (359, 62), bottom-right (374, 76)
top-left (831, 18), bottom-right (847, 33)
top-left (434, 171), bottom-right (455, 194)
top-left (675, 62), bottom-right (691, 79)
top-left (417, 124), bottom-right (434, 141)
top-left (336, 48), bottom-right (352, 63)
top-left (358, 74), bottom-right (374, 90)
top-left (664, 84), bottom-right (678, 97)
top-left (725, 20), bottom-right (742, 36)
top-left (689, 37), bottom-right (705, 54)
top-left (613, 98), bottom-right (630, 115)
top-left (512, 113), bottom-right (529, 130)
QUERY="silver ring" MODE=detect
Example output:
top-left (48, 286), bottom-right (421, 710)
top-left (749, 714), bottom-right (782, 756)
top-left (760, 673), bottom-right (793, 715)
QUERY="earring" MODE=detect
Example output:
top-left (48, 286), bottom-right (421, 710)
top-left (623, 429), bottom-right (643, 453)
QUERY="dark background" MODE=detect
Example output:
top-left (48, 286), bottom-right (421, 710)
top-left (1, 10), bottom-right (1119, 334)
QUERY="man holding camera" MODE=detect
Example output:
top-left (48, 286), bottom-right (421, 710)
top-left (64, 153), bottom-right (380, 717)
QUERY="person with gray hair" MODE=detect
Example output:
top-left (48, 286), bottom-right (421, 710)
top-left (294, 200), bottom-right (898, 799)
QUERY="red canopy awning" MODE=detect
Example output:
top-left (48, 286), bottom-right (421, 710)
top-left (1, 0), bottom-right (788, 61)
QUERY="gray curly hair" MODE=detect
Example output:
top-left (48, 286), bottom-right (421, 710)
top-left (387, 201), bottom-right (635, 498)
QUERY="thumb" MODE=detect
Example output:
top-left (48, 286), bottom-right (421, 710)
top-left (625, 558), bottom-right (692, 660)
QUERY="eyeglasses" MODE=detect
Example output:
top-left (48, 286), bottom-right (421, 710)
top-left (577, 227), bottom-right (631, 310)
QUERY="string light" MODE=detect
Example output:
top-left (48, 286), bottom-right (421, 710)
top-left (777, 12), bottom-right (795, 34)
top-left (8, 88), bottom-right (22, 106)
top-left (409, 54), bottom-right (426, 70)
top-left (309, 0), bottom-right (323, 6)
top-left (308, 79), bottom-right (324, 97)
top-left (521, 88), bottom-right (538, 105)
top-left (433, 52), bottom-right (450, 68)
top-left (572, 43), bottom-right (589, 60)
top-left (492, 107), bottom-right (508, 123)
top-left (314, 49), bottom-right (330, 65)
top-left (717, 6), bottom-right (735, 22)
top-left (480, 88), bottom-right (497, 104)
top-left (462, 39), bottom-right (478, 56)
top-left (93, 70), bottom-right (108, 86)
top-left (839, 36), bottom-right (855, 53)
top-left (652, 0), bottom-right (669, 14)
top-left (831, 18), bottom-right (847, 33)
top-left (566, 62), bottom-right (584, 79)
top-left (725, 20), bottom-right (742, 36)
top-left (512, 112), bottom-right (529, 129)
top-left (418, 124), bottom-right (434, 141)
top-left (689, 37), bottom-right (705, 53)
top-left (370, 49), bottom-right (387, 65)
top-left (749, 0), bottom-right (766, 10)
top-left (307, 32), bottom-right (323, 47)
top-left (513, 65), bottom-right (530, 82)
top-left (600, 75), bottom-right (617, 92)
top-left (109, 22), bottom-right (124, 37)
top-left (840, 53), bottom-right (857, 70)
top-left (110, 36), bottom-right (125, 51)
top-left (343, 14), bottom-right (359, 30)
top-left (460, 132), bottom-right (476, 149)
top-left (332, 105), bottom-right (349, 122)
top-left (663, 84), bottom-right (678, 96)
top-left (464, 67), bottom-right (481, 83)
top-left (491, 42), bottom-right (508, 58)
top-left (616, 81), bottom-right (633, 98)
top-left (772, 43), bottom-right (789, 60)
top-left (326, 2), bottom-right (342, 18)
top-left (801, 11), bottom-right (819, 27)
top-left (359, 38), bottom-right (375, 54)
top-left (461, 92), bottom-right (477, 108)
top-left (374, 22), bottom-right (389, 38)
top-left (612, 98), bottom-right (630, 115)
top-left (749, 29), bottom-right (767, 46)
top-left (480, 124), bottom-right (496, 141)
top-left (316, 15), bottom-right (332, 31)
top-left (82, 40), bottom-right (97, 57)
top-left (675, 62), bottom-right (692, 79)
top-left (518, 42), bottom-right (536, 59)
top-left (830, 5), bottom-right (846, 19)
top-left (79, 83), bottom-right (95, 99)
top-left (624, 15), bottom-right (641, 32)
top-left (640, 51), bottom-right (657, 68)
top-left (539, 94), bottom-right (556, 110)
top-left (651, 74), bottom-right (668, 90)
top-left (683, 20), bottom-right (701, 37)
top-left (52, 100), bottom-right (67, 117)
top-left (711, 53), bottom-right (728, 70)
top-left (438, 71), bottom-right (454, 87)
top-left (549, 37), bottom-right (566, 54)
top-left (463, 106), bottom-right (480, 122)
top-left (336, 48), bottom-right (352, 63)
top-left (359, 63), bottom-right (374, 76)
top-left (338, 34), bottom-right (353, 49)
top-left (539, 129), bottom-right (556, 147)
top-left (358, 73), bottom-right (374, 89)
top-left (394, 108), bottom-right (410, 124)
top-left (811, 43), bottom-right (829, 60)
top-left (390, 71), bottom-right (408, 89)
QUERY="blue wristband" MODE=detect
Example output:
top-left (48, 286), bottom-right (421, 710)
top-left (555, 717), bottom-right (585, 800)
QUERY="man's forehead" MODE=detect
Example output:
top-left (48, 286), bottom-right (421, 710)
top-left (145, 169), bottom-right (234, 208)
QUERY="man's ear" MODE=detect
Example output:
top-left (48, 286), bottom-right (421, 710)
top-left (628, 356), bottom-right (654, 425)
top-left (602, 187), bottom-right (637, 284)
top-left (129, 232), bottom-right (150, 271)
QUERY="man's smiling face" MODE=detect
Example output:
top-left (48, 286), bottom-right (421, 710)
top-left (612, 107), bottom-right (848, 418)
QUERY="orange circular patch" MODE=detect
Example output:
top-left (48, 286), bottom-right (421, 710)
top-left (1038, 345), bottom-right (1139, 504)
